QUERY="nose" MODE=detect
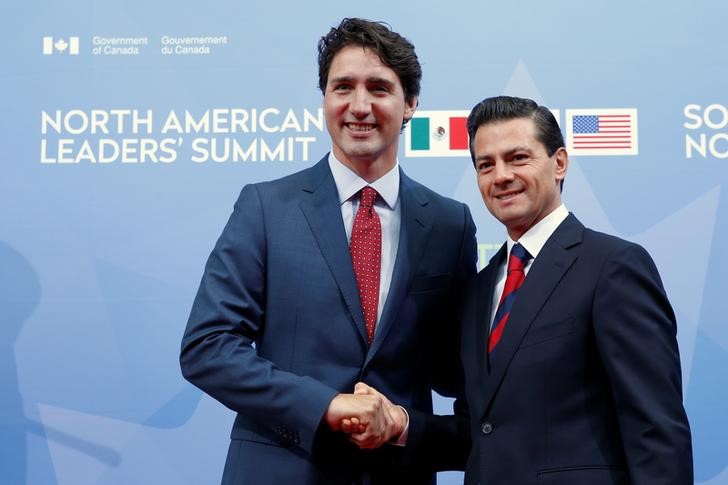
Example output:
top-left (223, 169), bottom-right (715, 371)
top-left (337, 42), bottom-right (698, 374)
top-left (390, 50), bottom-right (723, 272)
top-left (493, 161), bottom-right (513, 184)
top-left (350, 87), bottom-right (371, 117)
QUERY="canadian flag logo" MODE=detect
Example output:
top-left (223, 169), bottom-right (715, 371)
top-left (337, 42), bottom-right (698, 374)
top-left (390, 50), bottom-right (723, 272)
top-left (43, 37), bottom-right (80, 55)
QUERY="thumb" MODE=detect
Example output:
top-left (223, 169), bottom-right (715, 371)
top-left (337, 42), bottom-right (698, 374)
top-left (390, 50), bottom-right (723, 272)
top-left (354, 381), bottom-right (372, 395)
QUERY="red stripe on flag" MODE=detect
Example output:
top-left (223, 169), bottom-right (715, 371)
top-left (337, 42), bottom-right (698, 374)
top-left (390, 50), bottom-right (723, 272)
top-left (449, 117), bottom-right (468, 150)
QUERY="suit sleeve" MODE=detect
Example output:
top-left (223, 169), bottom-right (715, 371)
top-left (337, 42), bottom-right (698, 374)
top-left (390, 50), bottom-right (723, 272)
top-left (402, 201), bottom-right (477, 471)
top-left (593, 243), bottom-right (693, 483)
top-left (179, 184), bottom-right (338, 454)
top-left (430, 202), bottom-right (478, 398)
top-left (403, 396), bottom-right (471, 472)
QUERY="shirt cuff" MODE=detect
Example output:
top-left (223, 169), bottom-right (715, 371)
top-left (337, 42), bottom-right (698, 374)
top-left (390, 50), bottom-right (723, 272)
top-left (391, 405), bottom-right (409, 446)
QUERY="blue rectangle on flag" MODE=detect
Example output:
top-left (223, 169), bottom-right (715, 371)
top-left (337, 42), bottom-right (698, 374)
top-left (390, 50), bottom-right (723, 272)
top-left (573, 115), bottom-right (599, 133)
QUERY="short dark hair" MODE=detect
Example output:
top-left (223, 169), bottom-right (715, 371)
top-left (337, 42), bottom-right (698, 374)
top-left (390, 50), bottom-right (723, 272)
top-left (466, 96), bottom-right (564, 165)
top-left (317, 18), bottom-right (421, 103)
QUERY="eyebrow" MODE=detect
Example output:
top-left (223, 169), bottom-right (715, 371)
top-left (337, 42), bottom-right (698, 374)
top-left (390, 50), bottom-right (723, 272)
top-left (506, 145), bottom-right (532, 155)
top-left (328, 75), bottom-right (396, 87)
top-left (475, 145), bottom-right (533, 163)
top-left (329, 75), bottom-right (354, 84)
top-left (366, 77), bottom-right (395, 86)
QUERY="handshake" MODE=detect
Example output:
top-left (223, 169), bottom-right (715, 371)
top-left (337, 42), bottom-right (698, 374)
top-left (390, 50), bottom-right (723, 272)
top-left (324, 382), bottom-right (408, 449)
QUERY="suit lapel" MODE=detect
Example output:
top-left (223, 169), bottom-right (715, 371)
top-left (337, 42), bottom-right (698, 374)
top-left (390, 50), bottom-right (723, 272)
top-left (480, 214), bottom-right (584, 417)
top-left (365, 171), bottom-right (433, 362)
top-left (462, 245), bottom-right (506, 421)
top-left (477, 245), bottom-right (507, 376)
top-left (298, 156), bottom-right (368, 344)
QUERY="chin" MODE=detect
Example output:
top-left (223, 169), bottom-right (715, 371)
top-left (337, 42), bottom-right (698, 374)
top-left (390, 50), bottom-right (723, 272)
top-left (496, 214), bottom-right (527, 231)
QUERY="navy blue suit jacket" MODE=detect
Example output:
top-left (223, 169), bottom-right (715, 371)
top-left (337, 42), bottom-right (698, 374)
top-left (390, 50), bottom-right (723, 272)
top-left (459, 213), bottom-right (692, 484)
top-left (180, 156), bottom-right (477, 484)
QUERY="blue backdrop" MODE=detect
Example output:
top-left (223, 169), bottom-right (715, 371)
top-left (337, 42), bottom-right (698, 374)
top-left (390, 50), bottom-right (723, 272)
top-left (3, 1), bottom-right (726, 483)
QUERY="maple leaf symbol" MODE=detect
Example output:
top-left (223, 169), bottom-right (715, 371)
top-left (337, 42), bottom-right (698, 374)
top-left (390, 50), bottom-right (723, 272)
top-left (54, 38), bottom-right (68, 52)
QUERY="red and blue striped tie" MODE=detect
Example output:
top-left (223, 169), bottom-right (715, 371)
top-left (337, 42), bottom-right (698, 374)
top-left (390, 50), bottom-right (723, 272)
top-left (489, 243), bottom-right (532, 353)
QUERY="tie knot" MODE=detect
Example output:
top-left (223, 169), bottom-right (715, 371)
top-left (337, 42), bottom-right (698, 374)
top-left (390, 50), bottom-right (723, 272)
top-left (360, 186), bottom-right (378, 208)
top-left (507, 243), bottom-right (531, 273)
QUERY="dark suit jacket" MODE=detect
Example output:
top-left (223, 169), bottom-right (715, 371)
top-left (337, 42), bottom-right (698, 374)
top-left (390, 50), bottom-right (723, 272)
top-left (459, 213), bottom-right (692, 484)
top-left (180, 156), bottom-right (477, 484)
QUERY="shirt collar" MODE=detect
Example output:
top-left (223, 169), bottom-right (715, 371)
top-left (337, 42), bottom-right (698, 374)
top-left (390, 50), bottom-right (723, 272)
top-left (506, 204), bottom-right (569, 259)
top-left (327, 152), bottom-right (400, 209)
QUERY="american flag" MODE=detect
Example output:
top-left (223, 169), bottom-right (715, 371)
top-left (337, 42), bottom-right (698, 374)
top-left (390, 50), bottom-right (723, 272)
top-left (567, 109), bottom-right (638, 156)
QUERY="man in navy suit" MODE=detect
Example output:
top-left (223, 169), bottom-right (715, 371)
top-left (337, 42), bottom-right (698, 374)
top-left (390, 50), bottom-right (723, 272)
top-left (180, 18), bottom-right (476, 484)
top-left (459, 95), bottom-right (693, 484)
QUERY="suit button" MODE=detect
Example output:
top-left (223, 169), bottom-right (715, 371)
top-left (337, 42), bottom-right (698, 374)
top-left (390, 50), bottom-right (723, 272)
top-left (481, 422), bottom-right (494, 435)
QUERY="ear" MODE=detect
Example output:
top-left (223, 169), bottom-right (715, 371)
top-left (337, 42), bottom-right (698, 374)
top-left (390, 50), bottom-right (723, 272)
top-left (403, 96), bottom-right (418, 122)
top-left (554, 147), bottom-right (569, 183)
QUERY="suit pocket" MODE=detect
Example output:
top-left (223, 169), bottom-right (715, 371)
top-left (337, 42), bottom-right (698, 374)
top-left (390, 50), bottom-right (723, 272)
top-left (519, 316), bottom-right (575, 349)
top-left (231, 424), bottom-right (293, 448)
top-left (537, 466), bottom-right (627, 484)
top-left (410, 273), bottom-right (452, 293)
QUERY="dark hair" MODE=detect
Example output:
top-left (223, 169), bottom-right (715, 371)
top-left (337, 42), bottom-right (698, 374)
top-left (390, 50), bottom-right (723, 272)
top-left (466, 96), bottom-right (564, 165)
top-left (317, 18), bottom-right (421, 103)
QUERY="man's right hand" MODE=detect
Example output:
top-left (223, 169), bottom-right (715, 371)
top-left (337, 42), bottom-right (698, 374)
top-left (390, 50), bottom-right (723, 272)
top-left (324, 391), bottom-right (401, 449)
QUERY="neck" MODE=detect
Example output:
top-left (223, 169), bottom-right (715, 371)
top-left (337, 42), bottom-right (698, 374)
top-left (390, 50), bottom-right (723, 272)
top-left (332, 149), bottom-right (397, 183)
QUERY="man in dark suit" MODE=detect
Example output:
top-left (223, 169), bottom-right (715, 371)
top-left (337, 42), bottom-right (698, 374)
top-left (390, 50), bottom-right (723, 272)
top-left (180, 18), bottom-right (476, 484)
top-left (459, 96), bottom-right (693, 484)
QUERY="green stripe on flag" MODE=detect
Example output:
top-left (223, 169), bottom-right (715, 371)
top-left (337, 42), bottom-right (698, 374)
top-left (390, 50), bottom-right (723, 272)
top-left (410, 118), bottom-right (430, 150)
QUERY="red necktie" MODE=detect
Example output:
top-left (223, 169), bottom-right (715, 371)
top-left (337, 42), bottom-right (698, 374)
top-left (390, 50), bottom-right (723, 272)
top-left (489, 243), bottom-right (531, 353)
top-left (350, 186), bottom-right (381, 344)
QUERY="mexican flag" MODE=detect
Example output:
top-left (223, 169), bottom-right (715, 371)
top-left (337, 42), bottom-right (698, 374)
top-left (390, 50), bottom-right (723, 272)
top-left (405, 110), bottom-right (471, 158)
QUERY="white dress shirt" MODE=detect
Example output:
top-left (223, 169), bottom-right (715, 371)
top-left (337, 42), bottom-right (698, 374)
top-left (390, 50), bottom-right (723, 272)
top-left (328, 154), bottom-right (409, 444)
top-left (490, 204), bottom-right (569, 328)
top-left (328, 153), bottom-right (401, 333)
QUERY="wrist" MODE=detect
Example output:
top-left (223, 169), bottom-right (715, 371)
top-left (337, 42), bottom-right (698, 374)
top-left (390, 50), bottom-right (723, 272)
top-left (391, 405), bottom-right (409, 446)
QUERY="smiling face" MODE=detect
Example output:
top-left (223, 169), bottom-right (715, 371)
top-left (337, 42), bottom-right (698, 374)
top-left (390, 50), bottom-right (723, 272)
top-left (323, 45), bottom-right (417, 181)
top-left (472, 117), bottom-right (568, 240)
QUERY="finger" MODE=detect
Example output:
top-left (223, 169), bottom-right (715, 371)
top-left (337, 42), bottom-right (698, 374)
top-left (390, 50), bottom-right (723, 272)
top-left (349, 417), bottom-right (367, 432)
top-left (349, 417), bottom-right (391, 449)
top-left (342, 417), bottom-right (362, 433)
top-left (348, 433), bottom-right (379, 449)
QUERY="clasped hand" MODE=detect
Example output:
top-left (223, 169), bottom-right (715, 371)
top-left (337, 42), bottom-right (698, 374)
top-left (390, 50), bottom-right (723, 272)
top-left (324, 382), bottom-right (407, 449)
